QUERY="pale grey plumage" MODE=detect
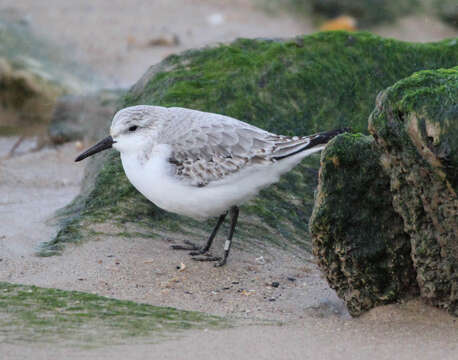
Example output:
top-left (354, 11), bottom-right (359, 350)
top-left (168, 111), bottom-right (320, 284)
top-left (158, 107), bottom-right (320, 187)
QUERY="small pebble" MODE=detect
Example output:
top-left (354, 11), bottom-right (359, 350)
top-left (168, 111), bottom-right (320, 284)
top-left (146, 34), bottom-right (180, 47)
top-left (207, 13), bottom-right (224, 26)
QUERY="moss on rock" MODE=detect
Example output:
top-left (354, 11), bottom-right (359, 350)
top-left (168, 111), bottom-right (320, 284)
top-left (369, 67), bottom-right (458, 316)
top-left (47, 32), bottom-right (458, 257)
top-left (309, 134), bottom-right (417, 316)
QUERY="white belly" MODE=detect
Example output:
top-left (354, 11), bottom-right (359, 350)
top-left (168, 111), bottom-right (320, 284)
top-left (120, 145), bottom-right (314, 220)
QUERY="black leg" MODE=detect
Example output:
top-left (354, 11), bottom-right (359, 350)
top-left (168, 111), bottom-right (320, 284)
top-left (171, 212), bottom-right (227, 252)
top-left (215, 206), bottom-right (239, 267)
top-left (190, 212), bottom-right (227, 255)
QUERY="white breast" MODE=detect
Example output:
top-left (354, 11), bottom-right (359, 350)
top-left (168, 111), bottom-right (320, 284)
top-left (120, 144), bottom-right (316, 220)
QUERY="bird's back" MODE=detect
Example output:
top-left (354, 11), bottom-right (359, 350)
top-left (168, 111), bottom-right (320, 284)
top-left (158, 107), bottom-right (336, 187)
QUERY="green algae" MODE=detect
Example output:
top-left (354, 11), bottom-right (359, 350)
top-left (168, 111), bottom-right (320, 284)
top-left (47, 32), bottom-right (458, 256)
top-left (126, 33), bottom-right (458, 135)
top-left (0, 282), bottom-right (226, 346)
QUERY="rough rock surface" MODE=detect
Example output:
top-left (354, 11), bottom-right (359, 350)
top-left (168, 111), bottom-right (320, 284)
top-left (369, 67), bottom-right (458, 316)
top-left (0, 17), bottom-right (95, 134)
top-left (309, 134), bottom-right (418, 316)
top-left (47, 32), bottom-right (458, 257)
top-left (48, 90), bottom-right (123, 144)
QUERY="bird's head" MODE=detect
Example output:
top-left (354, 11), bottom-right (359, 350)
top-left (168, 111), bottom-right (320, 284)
top-left (75, 105), bottom-right (165, 162)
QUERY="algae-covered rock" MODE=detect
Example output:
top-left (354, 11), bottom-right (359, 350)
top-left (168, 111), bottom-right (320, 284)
top-left (47, 32), bottom-right (458, 256)
top-left (309, 134), bottom-right (417, 316)
top-left (0, 17), bottom-right (95, 135)
top-left (369, 67), bottom-right (458, 316)
top-left (48, 90), bottom-right (124, 144)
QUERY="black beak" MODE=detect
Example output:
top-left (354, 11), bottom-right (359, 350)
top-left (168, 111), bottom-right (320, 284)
top-left (75, 136), bottom-right (114, 162)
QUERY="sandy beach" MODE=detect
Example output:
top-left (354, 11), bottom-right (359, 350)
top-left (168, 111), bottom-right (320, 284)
top-left (0, 1), bottom-right (457, 358)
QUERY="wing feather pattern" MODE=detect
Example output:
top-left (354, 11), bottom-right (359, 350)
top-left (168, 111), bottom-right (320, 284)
top-left (159, 107), bottom-right (338, 187)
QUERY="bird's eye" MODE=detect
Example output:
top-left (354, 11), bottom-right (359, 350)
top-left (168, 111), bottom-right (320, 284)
top-left (128, 125), bottom-right (138, 132)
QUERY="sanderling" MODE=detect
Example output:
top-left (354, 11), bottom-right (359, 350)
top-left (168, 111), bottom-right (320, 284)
top-left (75, 105), bottom-right (347, 266)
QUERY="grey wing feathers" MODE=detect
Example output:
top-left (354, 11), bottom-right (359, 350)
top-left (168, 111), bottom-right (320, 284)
top-left (160, 107), bottom-right (334, 186)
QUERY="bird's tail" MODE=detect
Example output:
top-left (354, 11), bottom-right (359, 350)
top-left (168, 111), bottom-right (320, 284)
top-left (271, 128), bottom-right (350, 160)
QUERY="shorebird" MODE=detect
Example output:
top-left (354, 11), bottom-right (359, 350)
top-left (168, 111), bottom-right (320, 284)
top-left (75, 105), bottom-right (347, 266)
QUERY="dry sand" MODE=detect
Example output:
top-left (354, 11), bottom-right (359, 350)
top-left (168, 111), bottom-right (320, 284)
top-left (0, 1), bottom-right (457, 358)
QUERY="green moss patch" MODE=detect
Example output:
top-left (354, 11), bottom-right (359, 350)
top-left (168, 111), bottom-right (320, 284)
top-left (0, 282), bottom-right (226, 346)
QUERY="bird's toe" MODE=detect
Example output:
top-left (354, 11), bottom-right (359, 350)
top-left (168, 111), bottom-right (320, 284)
top-left (170, 240), bottom-right (200, 251)
top-left (189, 248), bottom-right (207, 256)
top-left (191, 254), bottom-right (221, 262)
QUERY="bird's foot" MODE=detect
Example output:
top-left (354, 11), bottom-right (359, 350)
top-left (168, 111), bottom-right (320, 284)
top-left (189, 248), bottom-right (209, 256)
top-left (191, 254), bottom-right (222, 263)
top-left (170, 240), bottom-right (200, 251)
